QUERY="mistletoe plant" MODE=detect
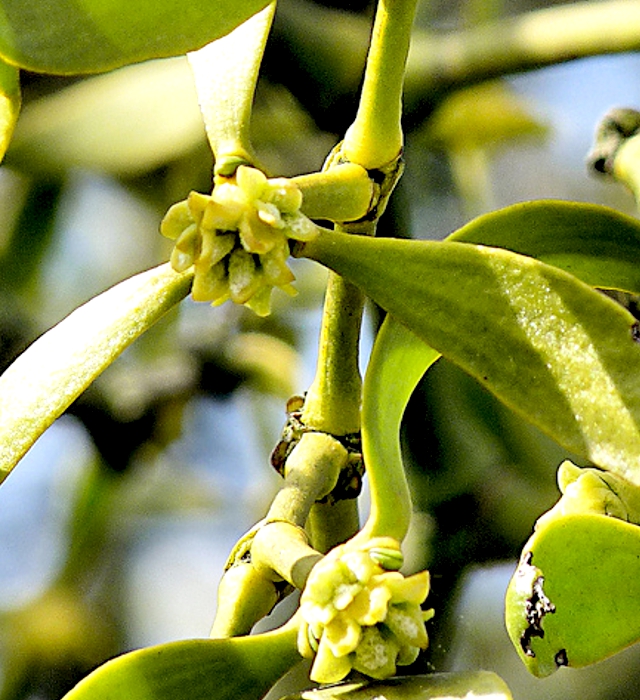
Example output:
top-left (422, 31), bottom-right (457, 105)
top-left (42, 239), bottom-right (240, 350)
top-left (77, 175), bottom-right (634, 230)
top-left (2, 1), bottom-right (640, 700)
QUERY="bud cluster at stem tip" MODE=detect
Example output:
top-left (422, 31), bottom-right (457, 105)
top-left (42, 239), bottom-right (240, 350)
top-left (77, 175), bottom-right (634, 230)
top-left (298, 537), bottom-right (433, 684)
top-left (160, 166), bottom-right (319, 316)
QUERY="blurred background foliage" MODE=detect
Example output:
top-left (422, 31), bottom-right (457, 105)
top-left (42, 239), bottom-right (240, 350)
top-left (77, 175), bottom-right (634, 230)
top-left (1, 0), bottom-right (640, 699)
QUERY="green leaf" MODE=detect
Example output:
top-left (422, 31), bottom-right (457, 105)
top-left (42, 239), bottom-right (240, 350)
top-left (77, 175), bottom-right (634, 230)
top-left (300, 230), bottom-right (640, 485)
top-left (0, 264), bottom-right (192, 482)
top-left (361, 315), bottom-right (439, 540)
top-left (448, 199), bottom-right (640, 294)
top-left (62, 624), bottom-right (301, 700)
top-left (0, 0), bottom-right (271, 74)
top-left (188, 3), bottom-right (275, 172)
top-left (282, 671), bottom-right (513, 699)
top-left (0, 56), bottom-right (19, 160)
top-left (505, 513), bottom-right (640, 677)
top-left (7, 57), bottom-right (204, 176)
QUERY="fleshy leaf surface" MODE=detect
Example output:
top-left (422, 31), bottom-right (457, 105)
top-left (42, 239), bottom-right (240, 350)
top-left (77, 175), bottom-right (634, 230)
top-left (448, 199), bottom-right (640, 294)
top-left (0, 0), bottom-right (271, 74)
top-left (301, 230), bottom-right (640, 485)
top-left (505, 513), bottom-right (640, 677)
top-left (188, 3), bottom-right (274, 169)
top-left (62, 624), bottom-right (301, 700)
top-left (0, 264), bottom-right (192, 481)
top-left (361, 315), bottom-right (439, 540)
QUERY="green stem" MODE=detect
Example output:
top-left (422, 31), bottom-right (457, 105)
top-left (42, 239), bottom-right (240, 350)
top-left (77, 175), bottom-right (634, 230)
top-left (235, 433), bottom-right (347, 591)
top-left (293, 163), bottom-right (374, 222)
top-left (343, 0), bottom-right (419, 169)
top-left (273, 0), bottom-right (640, 126)
top-left (187, 2), bottom-right (275, 176)
top-left (301, 267), bottom-right (365, 436)
top-left (210, 562), bottom-right (279, 638)
top-left (307, 499), bottom-right (361, 553)
top-left (252, 521), bottom-right (323, 589)
top-left (266, 432), bottom-right (348, 526)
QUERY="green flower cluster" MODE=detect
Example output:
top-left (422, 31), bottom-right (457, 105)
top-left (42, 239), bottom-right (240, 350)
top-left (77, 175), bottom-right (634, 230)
top-left (160, 166), bottom-right (318, 316)
top-left (298, 537), bottom-right (433, 684)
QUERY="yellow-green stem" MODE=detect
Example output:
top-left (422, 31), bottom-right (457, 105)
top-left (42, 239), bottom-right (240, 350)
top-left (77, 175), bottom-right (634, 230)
top-left (343, 0), bottom-right (419, 169)
top-left (210, 562), bottom-right (279, 638)
top-left (252, 521), bottom-right (323, 589)
top-left (266, 432), bottom-right (348, 526)
top-left (293, 163), bottom-right (374, 222)
top-left (301, 269), bottom-right (365, 436)
top-left (307, 498), bottom-right (361, 553)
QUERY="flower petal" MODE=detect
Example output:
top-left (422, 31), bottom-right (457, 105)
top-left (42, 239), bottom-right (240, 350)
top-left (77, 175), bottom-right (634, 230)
top-left (324, 614), bottom-right (361, 656)
top-left (385, 570), bottom-right (430, 605)
top-left (348, 584), bottom-right (390, 626)
top-left (310, 635), bottom-right (353, 684)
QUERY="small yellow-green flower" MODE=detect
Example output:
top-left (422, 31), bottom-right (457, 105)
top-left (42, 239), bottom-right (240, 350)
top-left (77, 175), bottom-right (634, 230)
top-left (160, 166), bottom-right (318, 316)
top-left (298, 537), bottom-right (433, 684)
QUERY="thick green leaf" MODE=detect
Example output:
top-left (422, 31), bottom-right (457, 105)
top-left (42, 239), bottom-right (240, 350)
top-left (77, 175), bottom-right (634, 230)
top-left (361, 315), bottom-right (439, 540)
top-left (8, 57), bottom-right (204, 176)
top-left (284, 671), bottom-right (513, 699)
top-left (0, 264), bottom-right (192, 482)
top-left (505, 513), bottom-right (640, 677)
top-left (62, 624), bottom-right (301, 700)
top-left (0, 0), bottom-right (271, 74)
top-left (448, 199), bottom-right (640, 294)
top-left (188, 3), bottom-right (275, 171)
top-left (300, 230), bottom-right (640, 485)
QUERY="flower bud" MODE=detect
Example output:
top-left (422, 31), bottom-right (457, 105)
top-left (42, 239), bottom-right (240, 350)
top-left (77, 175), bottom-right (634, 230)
top-left (160, 200), bottom-right (193, 240)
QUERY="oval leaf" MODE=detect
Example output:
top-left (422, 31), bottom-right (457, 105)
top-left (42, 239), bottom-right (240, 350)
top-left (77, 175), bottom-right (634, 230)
top-left (361, 315), bottom-right (439, 540)
top-left (188, 3), bottom-right (275, 169)
top-left (301, 230), bottom-right (640, 485)
top-left (0, 0), bottom-right (271, 74)
top-left (282, 671), bottom-right (513, 700)
top-left (505, 513), bottom-right (640, 677)
top-left (448, 199), bottom-right (640, 294)
top-left (63, 624), bottom-right (301, 700)
top-left (0, 264), bottom-right (192, 481)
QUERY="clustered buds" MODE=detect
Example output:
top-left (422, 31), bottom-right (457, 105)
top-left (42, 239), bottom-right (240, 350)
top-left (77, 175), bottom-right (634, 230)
top-left (160, 166), bottom-right (318, 316)
top-left (298, 537), bottom-right (433, 684)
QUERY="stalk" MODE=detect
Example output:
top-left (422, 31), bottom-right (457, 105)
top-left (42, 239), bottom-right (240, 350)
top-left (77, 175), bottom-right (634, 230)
top-left (343, 0), bottom-right (419, 169)
top-left (301, 266), bottom-right (366, 436)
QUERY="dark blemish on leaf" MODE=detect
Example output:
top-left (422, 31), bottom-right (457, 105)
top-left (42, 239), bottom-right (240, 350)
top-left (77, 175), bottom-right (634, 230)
top-left (520, 575), bottom-right (556, 658)
top-left (555, 648), bottom-right (569, 668)
top-left (632, 322), bottom-right (640, 344)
